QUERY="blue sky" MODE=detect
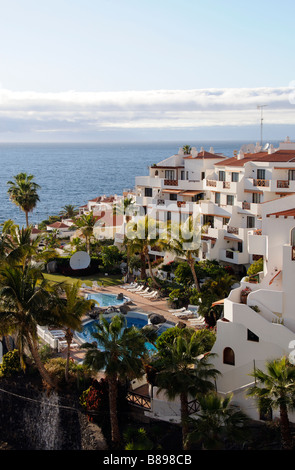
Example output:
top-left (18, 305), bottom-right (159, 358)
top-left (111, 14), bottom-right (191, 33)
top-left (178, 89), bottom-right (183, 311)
top-left (0, 0), bottom-right (294, 141)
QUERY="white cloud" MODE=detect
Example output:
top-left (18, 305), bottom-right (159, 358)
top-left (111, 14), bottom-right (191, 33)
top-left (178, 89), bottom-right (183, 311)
top-left (0, 86), bottom-right (294, 136)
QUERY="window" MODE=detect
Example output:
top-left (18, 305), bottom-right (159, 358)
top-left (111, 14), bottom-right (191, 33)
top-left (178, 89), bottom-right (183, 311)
top-left (218, 171), bottom-right (225, 182)
top-left (215, 192), bottom-right (221, 205)
top-left (144, 187), bottom-right (152, 197)
top-left (166, 211), bottom-right (171, 221)
top-left (165, 170), bottom-right (175, 180)
top-left (257, 169), bottom-right (265, 180)
top-left (247, 216), bottom-right (255, 228)
top-left (180, 170), bottom-right (185, 180)
top-left (223, 347), bottom-right (235, 365)
top-left (231, 172), bottom-right (239, 182)
top-left (247, 329), bottom-right (259, 342)
top-left (288, 170), bottom-right (295, 181)
top-left (252, 192), bottom-right (261, 203)
top-left (169, 193), bottom-right (177, 201)
top-left (201, 171), bottom-right (205, 180)
top-left (226, 195), bottom-right (234, 205)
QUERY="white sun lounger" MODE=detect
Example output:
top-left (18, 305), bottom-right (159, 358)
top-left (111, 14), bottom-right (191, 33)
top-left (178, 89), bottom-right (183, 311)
top-left (122, 282), bottom-right (138, 290)
top-left (168, 307), bottom-right (186, 313)
top-left (127, 285), bottom-right (145, 292)
top-left (141, 290), bottom-right (158, 298)
top-left (136, 288), bottom-right (151, 296)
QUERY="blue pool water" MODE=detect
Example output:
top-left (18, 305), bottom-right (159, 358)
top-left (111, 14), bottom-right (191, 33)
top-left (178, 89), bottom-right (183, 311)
top-left (86, 292), bottom-right (127, 307)
top-left (76, 314), bottom-right (171, 353)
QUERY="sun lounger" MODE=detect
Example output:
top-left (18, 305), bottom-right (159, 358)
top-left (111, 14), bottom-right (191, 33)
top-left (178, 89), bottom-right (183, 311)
top-left (135, 287), bottom-right (150, 295)
top-left (141, 291), bottom-right (158, 298)
top-left (168, 307), bottom-right (186, 313)
top-left (127, 285), bottom-right (145, 292)
top-left (140, 289), bottom-right (156, 297)
top-left (121, 282), bottom-right (138, 290)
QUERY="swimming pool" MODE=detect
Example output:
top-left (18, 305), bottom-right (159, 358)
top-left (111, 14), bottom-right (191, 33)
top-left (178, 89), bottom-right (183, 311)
top-left (86, 292), bottom-right (128, 307)
top-left (75, 312), bottom-right (173, 353)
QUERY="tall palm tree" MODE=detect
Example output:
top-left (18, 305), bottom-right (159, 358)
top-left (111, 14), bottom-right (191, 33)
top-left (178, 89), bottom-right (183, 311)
top-left (113, 197), bottom-right (135, 223)
top-left (159, 216), bottom-right (202, 291)
top-left (247, 356), bottom-right (295, 450)
top-left (51, 281), bottom-right (93, 382)
top-left (182, 145), bottom-right (192, 155)
top-left (125, 215), bottom-right (161, 288)
top-left (186, 392), bottom-right (249, 450)
top-left (82, 314), bottom-right (148, 448)
top-left (0, 264), bottom-right (58, 388)
top-left (73, 211), bottom-right (96, 254)
top-left (151, 332), bottom-right (220, 449)
top-left (59, 204), bottom-right (78, 219)
top-left (7, 173), bottom-right (40, 227)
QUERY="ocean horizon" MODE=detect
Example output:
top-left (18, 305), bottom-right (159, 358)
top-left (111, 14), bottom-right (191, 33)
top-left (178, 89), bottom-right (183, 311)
top-left (0, 140), bottom-right (280, 227)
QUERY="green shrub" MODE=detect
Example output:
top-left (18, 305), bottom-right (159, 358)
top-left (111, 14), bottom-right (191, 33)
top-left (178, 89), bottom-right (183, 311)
top-left (0, 349), bottom-right (22, 377)
top-left (247, 258), bottom-right (263, 276)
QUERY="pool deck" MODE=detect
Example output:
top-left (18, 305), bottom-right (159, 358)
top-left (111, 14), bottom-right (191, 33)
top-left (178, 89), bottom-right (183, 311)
top-left (60, 283), bottom-right (202, 364)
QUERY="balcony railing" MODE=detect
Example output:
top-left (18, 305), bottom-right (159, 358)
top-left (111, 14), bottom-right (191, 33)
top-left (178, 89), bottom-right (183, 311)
top-left (277, 180), bottom-right (289, 188)
top-left (253, 179), bottom-right (269, 187)
top-left (164, 179), bottom-right (178, 186)
top-left (225, 250), bottom-right (234, 259)
top-left (206, 179), bottom-right (217, 187)
top-left (223, 181), bottom-right (231, 189)
top-left (156, 199), bottom-right (165, 205)
top-left (227, 226), bottom-right (239, 234)
top-left (242, 201), bottom-right (251, 209)
top-left (177, 201), bottom-right (186, 207)
top-left (126, 391), bottom-right (151, 410)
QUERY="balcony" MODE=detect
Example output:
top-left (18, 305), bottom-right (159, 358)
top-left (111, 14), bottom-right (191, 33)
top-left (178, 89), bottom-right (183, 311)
top-left (227, 226), bottom-right (239, 235)
top-left (277, 180), bottom-right (289, 189)
top-left (253, 179), bottom-right (269, 187)
top-left (164, 179), bottom-right (178, 186)
top-left (242, 201), bottom-right (251, 210)
top-left (206, 179), bottom-right (217, 187)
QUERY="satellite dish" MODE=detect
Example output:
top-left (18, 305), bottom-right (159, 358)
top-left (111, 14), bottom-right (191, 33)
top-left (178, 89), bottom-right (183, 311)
top-left (263, 143), bottom-right (270, 151)
top-left (70, 251), bottom-right (91, 270)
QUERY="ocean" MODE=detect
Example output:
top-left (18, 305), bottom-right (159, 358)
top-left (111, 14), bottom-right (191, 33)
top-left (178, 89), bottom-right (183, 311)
top-left (0, 140), bottom-right (279, 227)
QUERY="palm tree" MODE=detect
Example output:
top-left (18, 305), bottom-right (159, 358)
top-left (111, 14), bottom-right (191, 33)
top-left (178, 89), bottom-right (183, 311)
top-left (247, 356), bottom-right (295, 450)
top-left (7, 173), bottom-right (40, 227)
top-left (151, 331), bottom-right (220, 449)
top-left (113, 197), bottom-right (135, 223)
top-left (182, 145), bottom-right (192, 155)
top-left (0, 264), bottom-right (58, 387)
top-left (59, 204), bottom-right (78, 219)
top-left (186, 392), bottom-right (249, 450)
top-left (125, 215), bottom-right (161, 288)
top-left (73, 212), bottom-right (96, 254)
top-left (51, 281), bottom-right (94, 381)
top-left (82, 314), bottom-right (148, 448)
top-left (159, 216), bottom-right (202, 291)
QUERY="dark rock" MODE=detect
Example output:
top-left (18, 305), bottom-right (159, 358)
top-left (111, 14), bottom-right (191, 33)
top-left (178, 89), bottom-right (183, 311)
top-left (148, 313), bottom-right (166, 325)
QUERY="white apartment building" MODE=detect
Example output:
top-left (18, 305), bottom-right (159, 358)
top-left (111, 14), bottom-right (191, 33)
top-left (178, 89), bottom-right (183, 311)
top-left (211, 191), bottom-right (295, 422)
top-left (145, 191), bottom-right (295, 423)
top-left (134, 138), bottom-right (295, 274)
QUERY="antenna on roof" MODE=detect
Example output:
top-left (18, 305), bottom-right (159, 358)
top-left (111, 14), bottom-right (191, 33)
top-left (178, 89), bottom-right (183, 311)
top-left (257, 105), bottom-right (268, 147)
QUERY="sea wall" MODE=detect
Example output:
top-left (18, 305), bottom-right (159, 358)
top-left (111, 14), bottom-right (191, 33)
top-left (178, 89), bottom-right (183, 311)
top-left (0, 378), bottom-right (107, 450)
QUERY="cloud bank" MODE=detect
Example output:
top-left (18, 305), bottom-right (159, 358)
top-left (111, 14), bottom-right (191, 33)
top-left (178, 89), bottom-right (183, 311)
top-left (0, 86), bottom-right (294, 139)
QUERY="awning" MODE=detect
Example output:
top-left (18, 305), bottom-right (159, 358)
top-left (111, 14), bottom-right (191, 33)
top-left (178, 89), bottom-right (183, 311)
top-left (211, 299), bottom-right (225, 307)
top-left (181, 190), bottom-right (203, 196)
top-left (224, 235), bottom-right (242, 242)
top-left (244, 189), bottom-right (263, 194)
top-left (162, 189), bottom-right (183, 193)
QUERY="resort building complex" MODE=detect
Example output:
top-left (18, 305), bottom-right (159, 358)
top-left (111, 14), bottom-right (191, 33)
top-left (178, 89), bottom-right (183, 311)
top-left (124, 138), bottom-right (295, 423)
top-left (132, 137), bottom-right (295, 275)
